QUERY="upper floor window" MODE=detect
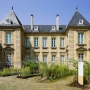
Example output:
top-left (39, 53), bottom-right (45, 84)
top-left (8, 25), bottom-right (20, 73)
top-left (60, 38), bottom-right (65, 47)
top-left (52, 55), bottom-right (56, 63)
top-left (78, 33), bottom-right (84, 44)
top-left (43, 37), bottom-right (47, 47)
top-left (78, 54), bottom-right (83, 61)
top-left (34, 26), bottom-right (38, 30)
top-left (25, 38), bottom-right (30, 47)
top-left (51, 38), bottom-right (56, 47)
top-left (79, 20), bottom-right (83, 25)
top-left (52, 26), bottom-right (55, 30)
top-left (25, 55), bottom-right (30, 60)
top-left (34, 55), bottom-right (38, 61)
top-left (6, 19), bottom-right (11, 24)
top-left (34, 37), bottom-right (38, 47)
top-left (6, 32), bottom-right (12, 44)
top-left (43, 55), bottom-right (47, 63)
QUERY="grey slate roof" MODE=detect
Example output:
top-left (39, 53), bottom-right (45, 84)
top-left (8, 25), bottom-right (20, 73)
top-left (68, 11), bottom-right (90, 26)
top-left (0, 9), bottom-right (22, 26)
top-left (23, 25), bottom-right (66, 32)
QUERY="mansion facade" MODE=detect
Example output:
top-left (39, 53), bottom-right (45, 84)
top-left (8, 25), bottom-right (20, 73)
top-left (0, 7), bottom-right (90, 68)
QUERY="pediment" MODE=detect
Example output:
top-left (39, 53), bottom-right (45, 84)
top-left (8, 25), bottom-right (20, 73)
top-left (76, 47), bottom-right (87, 51)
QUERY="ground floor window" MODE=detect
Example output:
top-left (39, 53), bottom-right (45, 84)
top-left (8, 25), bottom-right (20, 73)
top-left (60, 55), bottom-right (65, 62)
top-left (25, 55), bottom-right (30, 60)
top-left (43, 55), bottom-right (47, 63)
top-left (78, 54), bottom-right (84, 61)
top-left (34, 55), bottom-right (38, 61)
top-left (6, 53), bottom-right (12, 66)
top-left (52, 55), bottom-right (56, 63)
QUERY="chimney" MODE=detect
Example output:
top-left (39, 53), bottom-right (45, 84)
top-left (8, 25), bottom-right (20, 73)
top-left (31, 14), bottom-right (34, 30)
top-left (56, 14), bottom-right (59, 30)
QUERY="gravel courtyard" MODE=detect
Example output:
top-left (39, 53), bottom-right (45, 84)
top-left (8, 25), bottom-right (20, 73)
top-left (0, 75), bottom-right (89, 90)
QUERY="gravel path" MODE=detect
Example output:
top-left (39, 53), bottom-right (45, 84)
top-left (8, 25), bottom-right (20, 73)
top-left (0, 75), bottom-right (89, 90)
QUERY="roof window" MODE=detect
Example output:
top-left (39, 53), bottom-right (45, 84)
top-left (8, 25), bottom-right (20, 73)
top-left (34, 26), bottom-right (38, 30)
top-left (52, 26), bottom-right (55, 30)
top-left (79, 20), bottom-right (83, 24)
top-left (6, 19), bottom-right (11, 24)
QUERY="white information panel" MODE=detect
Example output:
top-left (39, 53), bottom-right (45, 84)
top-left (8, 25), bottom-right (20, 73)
top-left (78, 62), bottom-right (83, 76)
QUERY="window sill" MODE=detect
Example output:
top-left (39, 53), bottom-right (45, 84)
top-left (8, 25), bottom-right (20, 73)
top-left (51, 47), bottom-right (57, 49)
top-left (34, 47), bottom-right (40, 49)
top-left (25, 47), bottom-right (30, 49)
top-left (60, 47), bottom-right (65, 49)
top-left (42, 47), bottom-right (48, 49)
top-left (4, 44), bottom-right (14, 46)
top-left (76, 44), bottom-right (87, 46)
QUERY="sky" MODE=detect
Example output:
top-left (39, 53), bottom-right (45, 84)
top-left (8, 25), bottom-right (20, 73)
top-left (0, 0), bottom-right (90, 25)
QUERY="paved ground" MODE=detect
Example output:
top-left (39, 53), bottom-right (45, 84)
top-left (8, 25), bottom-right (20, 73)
top-left (0, 75), bottom-right (89, 90)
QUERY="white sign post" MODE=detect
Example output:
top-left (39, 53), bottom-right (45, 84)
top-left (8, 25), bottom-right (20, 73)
top-left (78, 62), bottom-right (84, 85)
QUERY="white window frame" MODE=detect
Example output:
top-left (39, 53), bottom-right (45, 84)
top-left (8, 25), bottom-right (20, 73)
top-left (43, 55), bottom-right (47, 63)
top-left (52, 26), bottom-right (55, 30)
top-left (78, 54), bottom-right (84, 61)
top-left (60, 55), bottom-right (65, 62)
top-left (6, 32), bottom-right (12, 44)
top-left (78, 33), bottom-right (84, 44)
top-left (51, 38), bottom-right (56, 47)
top-left (43, 37), bottom-right (47, 47)
top-left (60, 38), bottom-right (65, 47)
top-left (25, 55), bottom-right (30, 60)
top-left (25, 37), bottom-right (30, 47)
top-left (34, 26), bottom-right (38, 30)
top-left (34, 55), bottom-right (38, 61)
top-left (52, 55), bottom-right (56, 63)
top-left (79, 20), bottom-right (83, 24)
top-left (34, 37), bottom-right (38, 47)
top-left (6, 53), bottom-right (12, 65)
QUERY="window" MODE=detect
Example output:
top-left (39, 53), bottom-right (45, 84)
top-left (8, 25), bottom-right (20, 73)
top-left (34, 38), bottom-right (38, 47)
top-left (60, 38), bottom-right (64, 47)
top-left (60, 55), bottom-right (65, 62)
top-left (52, 26), bottom-right (55, 30)
top-left (6, 53), bottom-right (12, 66)
top-left (79, 20), bottom-right (83, 24)
top-left (52, 38), bottom-right (56, 47)
top-left (34, 26), bottom-right (38, 30)
top-left (78, 33), bottom-right (84, 44)
top-left (6, 32), bottom-right (12, 44)
top-left (34, 55), bottom-right (38, 61)
top-left (6, 19), bottom-right (11, 24)
top-left (43, 38), bottom-right (47, 47)
top-left (43, 55), bottom-right (47, 63)
top-left (52, 55), bottom-right (56, 63)
top-left (78, 54), bottom-right (84, 61)
top-left (25, 55), bottom-right (30, 60)
top-left (25, 38), bottom-right (30, 47)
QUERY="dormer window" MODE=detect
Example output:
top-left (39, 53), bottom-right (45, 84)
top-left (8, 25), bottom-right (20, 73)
top-left (79, 20), bottom-right (83, 24)
top-left (34, 26), bottom-right (38, 30)
top-left (6, 19), bottom-right (11, 24)
top-left (52, 26), bottom-right (55, 30)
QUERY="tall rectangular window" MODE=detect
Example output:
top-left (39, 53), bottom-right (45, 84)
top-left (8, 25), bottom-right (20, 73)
top-left (43, 55), bottom-right (47, 63)
top-left (52, 55), bottom-right (56, 63)
top-left (78, 33), bottom-right (84, 44)
top-left (25, 38), bottom-right (30, 47)
top-left (60, 55), bottom-right (65, 62)
top-left (6, 32), bottom-right (12, 44)
top-left (52, 38), bottom-right (56, 47)
top-left (34, 38), bottom-right (38, 47)
top-left (43, 38), bottom-right (47, 47)
top-left (25, 55), bottom-right (30, 60)
top-left (34, 55), bottom-right (38, 61)
top-left (60, 38), bottom-right (64, 47)
top-left (78, 54), bottom-right (84, 61)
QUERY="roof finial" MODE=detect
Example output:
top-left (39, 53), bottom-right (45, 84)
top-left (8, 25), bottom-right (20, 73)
top-left (76, 6), bottom-right (78, 11)
top-left (12, 6), bottom-right (13, 10)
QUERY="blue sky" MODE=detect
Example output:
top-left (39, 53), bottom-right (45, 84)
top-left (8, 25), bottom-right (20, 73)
top-left (0, 0), bottom-right (90, 25)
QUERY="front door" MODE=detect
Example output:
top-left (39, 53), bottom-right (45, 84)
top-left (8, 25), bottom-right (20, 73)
top-left (6, 53), bottom-right (12, 66)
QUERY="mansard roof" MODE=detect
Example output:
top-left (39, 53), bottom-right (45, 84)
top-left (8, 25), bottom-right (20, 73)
top-left (23, 25), bottom-right (66, 33)
top-left (68, 10), bottom-right (90, 26)
top-left (0, 8), bottom-right (22, 26)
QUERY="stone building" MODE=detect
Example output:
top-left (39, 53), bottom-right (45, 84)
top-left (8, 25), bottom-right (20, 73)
top-left (0, 7), bottom-right (90, 68)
